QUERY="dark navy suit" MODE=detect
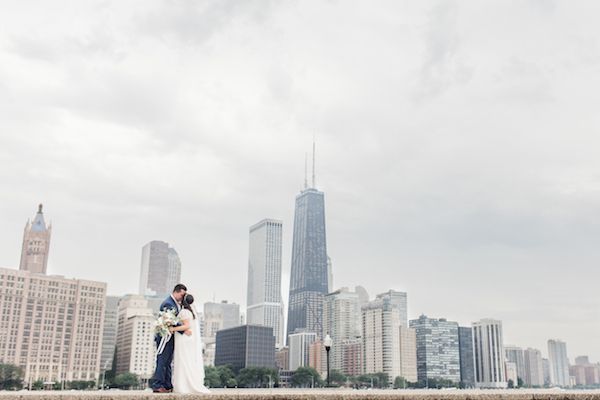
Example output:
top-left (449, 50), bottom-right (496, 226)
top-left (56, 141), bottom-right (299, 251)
top-left (151, 295), bottom-right (180, 390)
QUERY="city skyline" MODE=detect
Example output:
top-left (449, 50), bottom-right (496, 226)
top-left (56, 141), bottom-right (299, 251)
top-left (1, 0), bottom-right (600, 363)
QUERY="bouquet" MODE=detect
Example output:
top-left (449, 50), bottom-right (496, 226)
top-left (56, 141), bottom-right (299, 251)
top-left (154, 309), bottom-right (181, 338)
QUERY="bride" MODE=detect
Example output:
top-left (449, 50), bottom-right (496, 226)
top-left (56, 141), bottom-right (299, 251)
top-left (169, 294), bottom-right (210, 394)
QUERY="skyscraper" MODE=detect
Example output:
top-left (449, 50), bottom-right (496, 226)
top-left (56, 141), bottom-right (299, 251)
top-left (458, 327), bottom-right (475, 387)
top-left (247, 219), bottom-right (284, 348)
top-left (138, 240), bottom-right (181, 296)
top-left (409, 315), bottom-right (461, 385)
top-left (376, 290), bottom-right (408, 327)
top-left (472, 319), bottom-right (507, 388)
top-left (287, 145), bottom-right (329, 339)
top-left (362, 297), bottom-right (402, 383)
top-left (399, 326), bottom-right (418, 383)
top-left (505, 346), bottom-right (525, 383)
top-left (100, 296), bottom-right (121, 371)
top-left (323, 287), bottom-right (361, 373)
top-left (548, 339), bottom-right (570, 387)
top-left (523, 348), bottom-right (545, 387)
top-left (19, 204), bottom-right (52, 274)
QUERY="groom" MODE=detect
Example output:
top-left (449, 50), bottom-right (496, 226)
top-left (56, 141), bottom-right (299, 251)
top-left (151, 283), bottom-right (187, 393)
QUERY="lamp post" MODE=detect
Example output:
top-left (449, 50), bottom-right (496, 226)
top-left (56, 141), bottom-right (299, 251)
top-left (324, 334), bottom-right (332, 387)
top-left (100, 360), bottom-right (110, 390)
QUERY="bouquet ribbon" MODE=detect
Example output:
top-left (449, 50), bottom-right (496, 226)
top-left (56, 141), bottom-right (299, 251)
top-left (157, 332), bottom-right (172, 355)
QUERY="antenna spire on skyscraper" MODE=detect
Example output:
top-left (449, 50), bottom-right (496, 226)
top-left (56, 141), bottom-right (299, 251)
top-left (304, 153), bottom-right (308, 189)
top-left (312, 137), bottom-right (316, 188)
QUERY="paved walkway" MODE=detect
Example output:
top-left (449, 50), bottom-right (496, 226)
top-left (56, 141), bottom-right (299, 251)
top-left (0, 388), bottom-right (599, 399)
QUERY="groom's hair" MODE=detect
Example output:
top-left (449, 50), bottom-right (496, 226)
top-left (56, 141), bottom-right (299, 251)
top-left (173, 283), bottom-right (187, 293)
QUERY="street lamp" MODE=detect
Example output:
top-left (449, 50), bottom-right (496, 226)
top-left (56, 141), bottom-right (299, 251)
top-left (100, 360), bottom-right (110, 390)
top-left (324, 334), bottom-right (332, 387)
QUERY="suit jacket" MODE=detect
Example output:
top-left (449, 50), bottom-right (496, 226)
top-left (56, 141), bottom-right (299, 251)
top-left (155, 295), bottom-right (183, 342)
top-left (160, 295), bottom-right (180, 314)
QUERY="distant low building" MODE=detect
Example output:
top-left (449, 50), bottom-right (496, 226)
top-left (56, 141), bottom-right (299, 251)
top-left (276, 346), bottom-right (289, 371)
top-left (523, 348), bottom-right (544, 387)
top-left (506, 362), bottom-right (518, 386)
top-left (114, 295), bottom-right (155, 380)
top-left (288, 330), bottom-right (317, 370)
top-left (341, 337), bottom-right (363, 377)
top-left (214, 325), bottom-right (275, 373)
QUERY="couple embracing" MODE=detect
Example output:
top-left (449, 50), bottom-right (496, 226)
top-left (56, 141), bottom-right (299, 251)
top-left (151, 284), bottom-right (210, 394)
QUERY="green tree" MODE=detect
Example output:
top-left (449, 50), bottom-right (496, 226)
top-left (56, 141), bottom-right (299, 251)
top-left (204, 366), bottom-right (221, 388)
top-left (508, 379), bottom-right (515, 388)
top-left (517, 377), bottom-right (524, 388)
top-left (114, 373), bottom-right (139, 389)
top-left (237, 367), bottom-right (278, 388)
top-left (394, 376), bottom-right (408, 389)
top-left (291, 367), bottom-right (323, 388)
top-left (420, 377), bottom-right (458, 388)
top-left (31, 380), bottom-right (44, 390)
top-left (226, 377), bottom-right (237, 388)
top-left (327, 370), bottom-right (347, 387)
top-left (67, 380), bottom-right (95, 390)
top-left (352, 372), bottom-right (389, 388)
top-left (0, 364), bottom-right (23, 390)
top-left (218, 365), bottom-right (236, 387)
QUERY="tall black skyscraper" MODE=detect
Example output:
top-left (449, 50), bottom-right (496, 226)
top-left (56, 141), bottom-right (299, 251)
top-left (286, 143), bottom-right (329, 340)
top-left (458, 326), bottom-right (476, 388)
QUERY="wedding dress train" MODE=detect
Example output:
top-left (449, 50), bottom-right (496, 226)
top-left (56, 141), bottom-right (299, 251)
top-left (172, 308), bottom-right (210, 394)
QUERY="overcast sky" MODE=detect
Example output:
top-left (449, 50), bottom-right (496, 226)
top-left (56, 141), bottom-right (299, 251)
top-left (1, 0), bottom-right (599, 361)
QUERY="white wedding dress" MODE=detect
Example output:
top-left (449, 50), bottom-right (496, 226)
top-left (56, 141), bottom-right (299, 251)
top-left (172, 308), bottom-right (210, 394)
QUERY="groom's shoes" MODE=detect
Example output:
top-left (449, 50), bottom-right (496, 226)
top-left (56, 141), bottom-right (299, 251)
top-left (153, 388), bottom-right (172, 393)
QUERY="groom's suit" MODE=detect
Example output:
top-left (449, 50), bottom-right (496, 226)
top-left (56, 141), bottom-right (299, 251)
top-left (151, 295), bottom-right (181, 391)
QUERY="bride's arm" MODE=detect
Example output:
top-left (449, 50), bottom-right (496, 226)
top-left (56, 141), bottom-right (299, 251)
top-left (170, 318), bottom-right (191, 333)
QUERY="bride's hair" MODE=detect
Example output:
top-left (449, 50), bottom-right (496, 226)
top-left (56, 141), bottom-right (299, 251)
top-left (182, 293), bottom-right (196, 319)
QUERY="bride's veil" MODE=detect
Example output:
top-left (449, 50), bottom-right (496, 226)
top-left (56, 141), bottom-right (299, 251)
top-left (192, 305), bottom-right (205, 368)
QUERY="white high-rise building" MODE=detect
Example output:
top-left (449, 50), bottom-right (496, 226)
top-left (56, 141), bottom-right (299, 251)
top-left (376, 290), bottom-right (408, 327)
top-left (399, 326), bottom-right (418, 382)
top-left (505, 346), bottom-right (525, 382)
top-left (472, 319), bottom-right (507, 388)
top-left (548, 339), bottom-right (570, 387)
top-left (138, 241), bottom-right (181, 297)
top-left (246, 219), bottom-right (284, 348)
top-left (524, 347), bottom-right (545, 387)
top-left (288, 331), bottom-right (317, 371)
top-left (323, 288), bottom-right (361, 372)
top-left (506, 362), bottom-right (518, 386)
top-left (115, 295), bottom-right (155, 380)
top-left (362, 296), bottom-right (401, 383)
top-left (203, 300), bottom-right (240, 339)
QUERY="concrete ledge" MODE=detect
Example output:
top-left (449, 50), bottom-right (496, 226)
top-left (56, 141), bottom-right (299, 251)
top-left (1, 390), bottom-right (600, 400)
